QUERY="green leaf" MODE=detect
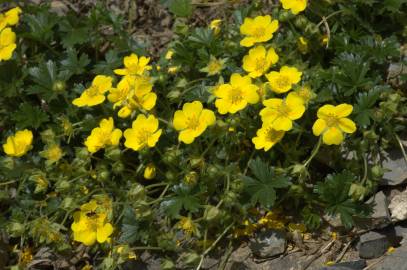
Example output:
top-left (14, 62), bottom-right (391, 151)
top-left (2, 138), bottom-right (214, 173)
top-left (119, 207), bottom-right (139, 244)
top-left (161, 184), bottom-right (200, 217)
top-left (60, 49), bottom-right (90, 77)
top-left (168, 0), bottom-right (193, 17)
top-left (243, 158), bottom-right (290, 208)
top-left (354, 87), bottom-right (383, 127)
top-left (61, 27), bottom-right (89, 48)
top-left (11, 103), bottom-right (49, 129)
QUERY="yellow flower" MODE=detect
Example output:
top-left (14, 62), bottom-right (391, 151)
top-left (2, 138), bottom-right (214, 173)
top-left (71, 201), bottom-right (113, 246)
top-left (214, 73), bottom-right (259, 114)
top-left (165, 50), bottom-right (174, 60)
top-left (19, 247), bottom-right (33, 266)
top-left (312, 104), bottom-right (357, 145)
top-left (265, 66), bottom-right (302, 94)
top-left (3, 129), bottom-right (33, 157)
top-left (173, 101), bottom-right (216, 144)
top-left (84, 117), bottom-right (122, 153)
top-left (260, 92), bottom-right (305, 131)
top-left (40, 144), bottom-right (64, 165)
top-left (108, 76), bottom-right (156, 118)
top-left (0, 27), bottom-right (16, 61)
top-left (297, 36), bottom-right (308, 54)
top-left (168, 66), bottom-right (179, 74)
top-left (144, 163), bottom-right (156, 180)
top-left (72, 75), bottom-right (113, 107)
top-left (124, 114), bottom-right (162, 151)
top-left (209, 19), bottom-right (222, 34)
top-left (200, 56), bottom-right (225, 76)
top-left (242, 45), bottom-right (279, 78)
top-left (233, 219), bottom-right (257, 238)
top-left (240, 15), bottom-right (279, 47)
top-left (114, 53), bottom-right (152, 76)
top-left (252, 123), bottom-right (285, 151)
top-left (0, 7), bottom-right (22, 30)
top-left (177, 216), bottom-right (197, 236)
top-left (280, 0), bottom-right (307, 14)
top-left (291, 85), bottom-right (315, 104)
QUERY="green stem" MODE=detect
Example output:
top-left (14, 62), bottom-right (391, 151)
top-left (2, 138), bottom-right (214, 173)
top-left (304, 137), bottom-right (322, 168)
top-left (361, 154), bottom-right (368, 185)
top-left (0, 180), bottom-right (17, 186)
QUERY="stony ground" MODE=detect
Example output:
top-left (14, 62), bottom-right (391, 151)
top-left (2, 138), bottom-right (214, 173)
top-left (8, 1), bottom-right (407, 269)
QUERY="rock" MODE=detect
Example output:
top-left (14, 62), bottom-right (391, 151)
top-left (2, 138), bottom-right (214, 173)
top-left (374, 244), bottom-right (407, 270)
top-left (394, 221), bottom-right (407, 244)
top-left (249, 230), bottom-right (286, 258)
top-left (389, 189), bottom-right (407, 221)
top-left (358, 231), bottom-right (390, 259)
top-left (381, 150), bottom-right (407, 186)
top-left (370, 191), bottom-right (392, 228)
top-left (320, 260), bottom-right (366, 270)
top-left (324, 214), bottom-right (344, 229)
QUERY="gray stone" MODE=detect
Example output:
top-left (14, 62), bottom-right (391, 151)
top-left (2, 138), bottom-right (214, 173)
top-left (381, 150), bottom-right (407, 186)
top-left (374, 244), bottom-right (407, 270)
top-left (320, 260), bottom-right (366, 270)
top-left (358, 231), bottom-right (390, 259)
top-left (389, 189), bottom-right (407, 221)
top-left (369, 191), bottom-right (392, 229)
top-left (249, 230), bottom-right (286, 258)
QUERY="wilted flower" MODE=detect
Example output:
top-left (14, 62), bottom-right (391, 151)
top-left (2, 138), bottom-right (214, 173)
top-left (173, 101), bottom-right (216, 144)
top-left (3, 129), bottom-right (33, 157)
top-left (312, 104), bottom-right (357, 145)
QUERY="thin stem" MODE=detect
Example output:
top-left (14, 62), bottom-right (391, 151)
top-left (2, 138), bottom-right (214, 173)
top-left (0, 180), bottom-right (17, 186)
top-left (395, 134), bottom-right (407, 166)
top-left (304, 137), bottom-right (322, 168)
top-left (361, 154), bottom-right (368, 185)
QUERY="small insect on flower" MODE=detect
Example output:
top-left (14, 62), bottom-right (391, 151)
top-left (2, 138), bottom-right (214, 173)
top-left (280, 0), bottom-right (307, 15)
top-left (71, 200), bottom-right (114, 246)
top-left (84, 117), bottom-right (122, 153)
top-left (240, 15), bottom-right (279, 47)
top-left (242, 45), bottom-right (279, 78)
top-left (252, 123), bottom-right (285, 151)
top-left (260, 92), bottom-right (305, 131)
top-left (3, 129), bottom-right (33, 157)
top-left (124, 114), bottom-right (162, 151)
top-left (0, 27), bottom-right (17, 61)
top-left (214, 73), bottom-right (259, 114)
top-left (72, 75), bottom-right (113, 107)
top-left (173, 101), bottom-right (216, 144)
top-left (114, 53), bottom-right (152, 76)
top-left (312, 104), bottom-right (357, 145)
top-left (200, 56), bottom-right (226, 76)
top-left (266, 66), bottom-right (302, 94)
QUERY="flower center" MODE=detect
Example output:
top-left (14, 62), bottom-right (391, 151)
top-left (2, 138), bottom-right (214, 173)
top-left (253, 27), bottom-right (265, 38)
top-left (87, 85), bottom-right (100, 96)
top-left (255, 58), bottom-right (266, 72)
top-left (229, 87), bottom-right (244, 104)
top-left (276, 75), bottom-right (290, 89)
top-left (277, 103), bottom-right (291, 117)
top-left (208, 60), bottom-right (221, 74)
top-left (266, 127), bottom-right (283, 142)
top-left (187, 115), bottom-right (200, 130)
top-left (325, 114), bottom-right (339, 127)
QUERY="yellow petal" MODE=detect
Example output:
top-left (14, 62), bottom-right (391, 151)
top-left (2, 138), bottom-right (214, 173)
top-left (317, 104), bottom-right (336, 119)
top-left (179, 129), bottom-right (196, 144)
top-left (200, 109), bottom-right (216, 126)
top-left (74, 230), bottom-right (97, 246)
top-left (322, 127), bottom-right (344, 145)
top-left (338, 118), bottom-right (356, 134)
top-left (173, 110), bottom-right (188, 130)
top-left (215, 99), bottom-right (230, 115)
top-left (312, 119), bottom-right (327, 136)
top-left (147, 129), bottom-right (162, 147)
top-left (141, 92), bottom-right (157, 111)
top-left (110, 129), bottom-right (122, 145)
top-left (240, 37), bottom-right (255, 47)
top-left (243, 85), bottom-right (260, 104)
top-left (183, 101), bottom-right (203, 116)
top-left (335, 104), bottom-right (353, 118)
top-left (96, 223), bottom-right (113, 243)
top-left (273, 116), bottom-right (292, 131)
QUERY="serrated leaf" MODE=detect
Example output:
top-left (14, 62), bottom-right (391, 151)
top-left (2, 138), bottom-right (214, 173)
top-left (119, 207), bottom-right (139, 244)
top-left (243, 158), bottom-right (290, 208)
top-left (11, 103), bottom-right (49, 129)
top-left (161, 184), bottom-right (200, 217)
top-left (354, 88), bottom-right (382, 127)
top-left (60, 49), bottom-right (90, 76)
top-left (61, 27), bottom-right (89, 48)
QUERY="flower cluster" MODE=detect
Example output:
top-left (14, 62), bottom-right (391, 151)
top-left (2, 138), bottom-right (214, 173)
top-left (71, 199), bottom-right (113, 246)
top-left (0, 7), bottom-right (21, 61)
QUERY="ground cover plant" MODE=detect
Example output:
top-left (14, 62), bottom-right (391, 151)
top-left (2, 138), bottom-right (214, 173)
top-left (0, 0), bottom-right (406, 269)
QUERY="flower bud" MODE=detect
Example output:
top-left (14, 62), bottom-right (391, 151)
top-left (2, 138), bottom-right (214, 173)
top-left (128, 183), bottom-right (146, 201)
top-left (112, 161), bottom-right (125, 175)
top-left (294, 15), bottom-right (308, 28)
top-left (104, 147), bottom-right (121, 161)
top-left (52, 80), bottom-right (66, 92)
top-left (184, 171), bottom-right (198, 186)
top-left (144, 163), bottom-right (156, 180)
